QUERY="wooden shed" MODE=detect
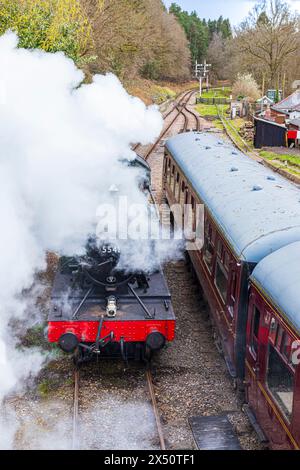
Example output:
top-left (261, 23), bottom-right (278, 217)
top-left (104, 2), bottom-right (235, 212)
top-left (254, 116), bottom-right (287, 149)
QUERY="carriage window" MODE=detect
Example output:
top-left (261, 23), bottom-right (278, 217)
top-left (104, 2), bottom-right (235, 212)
top-left (167, 160), bottom-right (172, 183)
top-left (174, 173), bottom-right (180, 199)
top-left (281, 332), bottom-right (292, 362)
top-left (164, 158), bottom-right (169, 174)
top-left (167, 159), bottom-right (171, 175)
top-left (217, 239), bottom-right (222, 256)
top-left (276, 326), bottom-right (284, 350)
top-left (228, 271), bottom-right (237, 318)
top-left (190, 196), bottom-right (196, 230)
top-left (170, 165), bottom-right (175, 189)
top-left (231, 272), bottom-right (237, 302)
top-left (203, 221), bottom-right (214, 272)
top-left (203, 237), bottom-right (214, 272)
top-left (251, 306), bottom-right (260, 357)
top-left (267, 344), bottom-right (294, 422)
top-left (269, 317), bottom-right (278, 344)
top-left (224, 251), bottom-right (230, 271)
top-left (185, 190), bottom-right (189, 205)
top-left (215, 260), bottom-right (228, 303)
top-left (206, 221), bottom-right (214, 244)
top-left (216, 239), bottom-right (230, 270)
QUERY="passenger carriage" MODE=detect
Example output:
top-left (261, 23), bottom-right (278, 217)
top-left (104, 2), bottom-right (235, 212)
top-left (164, 131), bottom-right (300, 449)
top-left (246, 242), bottom-right (300, 449)
top-left (164, 132), bottom-right (300, 385)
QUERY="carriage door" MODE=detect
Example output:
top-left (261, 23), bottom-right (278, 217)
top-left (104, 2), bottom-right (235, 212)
top-left (292, 359), bottom-right (300, 446)
top-left (261, 323), bottom-right (297, 449)
top-left (246, 291), bottom-right (264, 414)
top-left (227, 260), bottom-right (238, 327)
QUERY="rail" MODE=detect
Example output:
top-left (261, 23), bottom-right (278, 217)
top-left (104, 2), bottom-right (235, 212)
top-left (143, 90), bottom-right (200, 160)
top-left (72, 368), bottom-right (80, 450)
top-left (216, 104), bottom-right (259, 158)
top-left (146, 369), bottom-right (166, 450)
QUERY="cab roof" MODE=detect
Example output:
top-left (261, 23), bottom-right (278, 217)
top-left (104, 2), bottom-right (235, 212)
top-left (166, 132), bottom-right (300, 263)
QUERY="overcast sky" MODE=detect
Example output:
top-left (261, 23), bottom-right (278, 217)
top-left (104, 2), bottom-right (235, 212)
top-left (163, 0), bottom-right (300, 25)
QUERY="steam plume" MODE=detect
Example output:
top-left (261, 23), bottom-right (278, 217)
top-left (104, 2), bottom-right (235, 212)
top-left (0, 31), bottom-right (164, 448)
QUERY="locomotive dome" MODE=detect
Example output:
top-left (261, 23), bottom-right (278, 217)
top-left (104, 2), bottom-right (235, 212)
top-left (251, 241), bottom-right (300, 334)
top-left (166, 132), bottom-right (300, 263)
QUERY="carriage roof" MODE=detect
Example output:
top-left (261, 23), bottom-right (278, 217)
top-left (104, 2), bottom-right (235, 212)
top-left (251, 241), bottom-right (300, 334)
top-left (166, 132), bottom-right (300, 263)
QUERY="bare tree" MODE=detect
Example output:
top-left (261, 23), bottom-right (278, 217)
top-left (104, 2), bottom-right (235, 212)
top-left (81, 0), bottom-right (150, 78)
top-left (236, 0), bottom-right (299, 87)
top-left (81, 0), bottom-right (191, 81)
top-left (149, 2), bottom-right (191, 81)
top-left (207, 32), bottom-right (230, 80)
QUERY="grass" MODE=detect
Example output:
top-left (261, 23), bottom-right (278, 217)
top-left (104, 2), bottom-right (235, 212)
top-left (222, 117), bottom-right (249, 150)
top-left (212, 106), bottom-right (254, 151)
top-left (21, 324), bottom-right (46, 348)
top-left (151, 85), bottom-right (176, 104)
top-left (259, 150), bottom-right (300, 170)
top-left (125, 78), bottom-right (198, 106)
top-left (212, 119), bottom-right (224, 130)
top-left (200, 87), bottom-right (231, 100)
top-left (195, 103), bottom-right (228, 117)
top-left (228, 117), bottom-right (246, 133)
top-left (38, 376), bottom-right (73, 397)
top-left (38, 379), bottom-right (52, 397)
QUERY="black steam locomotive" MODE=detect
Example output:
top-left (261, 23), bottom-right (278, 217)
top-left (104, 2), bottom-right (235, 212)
top-left (48, 156), bottom-right (176, 363)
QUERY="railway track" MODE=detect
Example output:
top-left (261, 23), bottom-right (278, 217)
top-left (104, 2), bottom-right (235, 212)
top-left (146, 368), bottom-right (166, 450)
top-left (71, 366), bottom-right (166, 450)
top-left (143, 90), bottom-right (200, 161)
top-left (72, 368), bottom-right (80, 450)
top-left (69, 89), bottom-right (201, 452)
top-left (134, 90), bottom-right (201, 160)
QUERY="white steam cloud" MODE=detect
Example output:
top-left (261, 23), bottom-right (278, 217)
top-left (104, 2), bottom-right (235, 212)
top-left (0, 31), bottom-right (167, 448)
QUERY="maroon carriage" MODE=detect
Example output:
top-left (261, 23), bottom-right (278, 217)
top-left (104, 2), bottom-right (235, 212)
top-left (164, 132), bottom-right (300, 448)
top-left (246, 242), bottom-right (300, 450)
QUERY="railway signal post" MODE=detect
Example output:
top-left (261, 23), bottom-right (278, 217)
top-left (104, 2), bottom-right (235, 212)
top-left (195, 60), bottom-right (211, 97)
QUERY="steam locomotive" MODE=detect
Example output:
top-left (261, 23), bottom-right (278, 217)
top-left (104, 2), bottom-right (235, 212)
top-left (48, 156), bottom-right (176, 363)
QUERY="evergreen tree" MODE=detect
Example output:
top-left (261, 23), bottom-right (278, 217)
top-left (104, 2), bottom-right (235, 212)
top-left (169, 3), bottom-right (232, 62)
